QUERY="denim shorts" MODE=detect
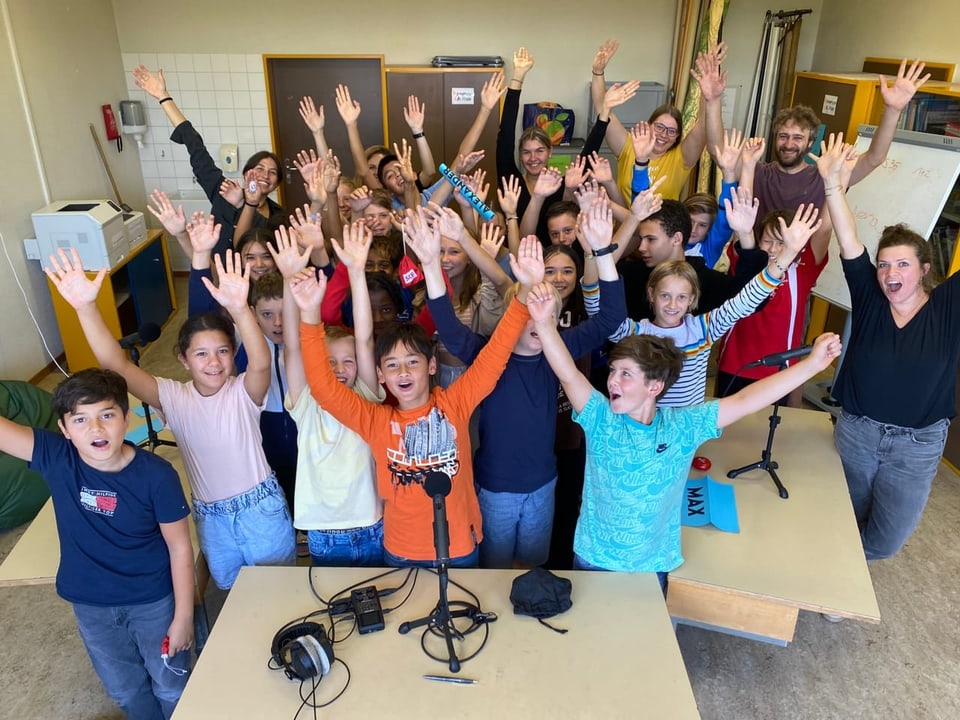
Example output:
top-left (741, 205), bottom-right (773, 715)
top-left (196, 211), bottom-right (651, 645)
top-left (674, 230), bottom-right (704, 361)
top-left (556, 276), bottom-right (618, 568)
top-left (73, 592), bottom-right (189, 720)
top-left (308, 519), bottom-right (384, 567)
top-left (478, 478), bottom-right (556, 568)
top-left (192, 475), bottom-right (296, 589)
top-left (835, 411), bottom-right (949, 561)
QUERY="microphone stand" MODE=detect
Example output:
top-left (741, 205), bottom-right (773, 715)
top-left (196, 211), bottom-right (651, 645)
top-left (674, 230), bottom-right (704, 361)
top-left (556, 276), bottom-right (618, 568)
top-left (128, 345), bottom-right (177, 453)
top-left (726, 360), bottom-right (790, 500)
top-left (398, 492), bottom-right (478, 673)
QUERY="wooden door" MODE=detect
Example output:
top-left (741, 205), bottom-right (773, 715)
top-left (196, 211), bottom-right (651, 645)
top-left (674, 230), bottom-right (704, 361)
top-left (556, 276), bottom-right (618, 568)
top-left (265, 56), bottom-right (386, 210)
top-left (386, 70), bottom-right (443, 175)
top-left (440, 70), bottom-right (499, 186)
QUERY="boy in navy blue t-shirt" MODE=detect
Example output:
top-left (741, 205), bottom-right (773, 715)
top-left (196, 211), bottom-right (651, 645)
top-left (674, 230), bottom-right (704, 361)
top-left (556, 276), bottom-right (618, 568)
top-left (0, 369), bottom-right (193, 720)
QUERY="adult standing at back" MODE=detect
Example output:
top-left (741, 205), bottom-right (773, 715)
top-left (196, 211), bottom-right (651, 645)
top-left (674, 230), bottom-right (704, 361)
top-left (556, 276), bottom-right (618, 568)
top-left (814, 134), bottom-right (960, 561)
top-left (745, 59), bottom-right (930, 221)
top-left (590, 39), bottom-right (727, 201)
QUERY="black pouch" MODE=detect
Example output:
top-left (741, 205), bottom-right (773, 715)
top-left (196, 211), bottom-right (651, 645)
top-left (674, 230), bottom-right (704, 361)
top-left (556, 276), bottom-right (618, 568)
top-left (509, 567), bottom-right (573, 634)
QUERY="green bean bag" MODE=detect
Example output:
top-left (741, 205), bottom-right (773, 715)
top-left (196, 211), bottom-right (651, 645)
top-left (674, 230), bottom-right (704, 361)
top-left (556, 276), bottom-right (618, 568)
top-left (0, 380), bottom-right (58, 529)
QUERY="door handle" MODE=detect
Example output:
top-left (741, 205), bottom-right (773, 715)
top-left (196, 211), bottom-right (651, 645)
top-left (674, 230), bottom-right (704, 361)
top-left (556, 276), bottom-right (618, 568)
top-left (284, 159), bottom-right (296, 185)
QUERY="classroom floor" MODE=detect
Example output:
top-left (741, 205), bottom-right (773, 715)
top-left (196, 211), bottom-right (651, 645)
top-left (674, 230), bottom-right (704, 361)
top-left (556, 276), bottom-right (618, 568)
top-left (3, 278), bottom-right (958, 719)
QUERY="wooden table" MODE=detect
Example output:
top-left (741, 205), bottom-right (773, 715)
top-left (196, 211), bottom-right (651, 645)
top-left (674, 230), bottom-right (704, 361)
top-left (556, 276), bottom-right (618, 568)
top-left (171, 565), bottom-right (701, 719)
top-left (667, 406), bottom-right (881, 645)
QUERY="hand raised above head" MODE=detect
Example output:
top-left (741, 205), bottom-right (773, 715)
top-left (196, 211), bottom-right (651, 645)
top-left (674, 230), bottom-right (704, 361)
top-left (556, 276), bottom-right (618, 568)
top-left (403, 95), bottom-right (426, 134)
top-left (723, 186), bottom-right (759, 236)
top-left (219, 178), bottom-right (244, 208)
top-left (335, 84), bottom-right (361, 124)
top-left (532, 167), bottom-right (563, 198)
top-left (630, 122), bottom-right (656, 163)
top-left (288, 205), bottom-right (324, 249)
top-left (479, 222), bottom-right (505, 259)
top-left (778, 203), bottom-right (822, 254)
top-left (298, 96), bottom-right (325, 133)
top-left (288, 268), bottom-right (327, 314)
top-left (269, 225), bottom-right (311, 278)
top-left (592, 39), bottom-right (619, 75)
top-left (132, 65), bottom-right (167, 100)
top-left (146, 190), bottom-right (186, 236)
top-left (203, 250), bottom-right (251, 313)
top-left (185, 213), bottom-right (221, 256)
top-left (630, 176), bottom-right (665, 223)
top-left (880, 59), bottom-right (931, 112)
top-left (512, 47), bottom-right (535, 79)
top-left (526, 281), bottom-right (559, 325)
top-left (739, 136), bottom-right (766, 168)
top-left (498, 175), bottom-right (522, 216)
top-left (579, 193), bottom-right (614, 251)
top-left (45, 248), bottom-right (105, 310)
top-left (481, 72), bottom-right (506, 110)
top-left (403, 206), bottom-right (441, 265)
top-left (332, 220), bottom-right (373, 271)
top-left (509, 235), bottom-right (545, 288)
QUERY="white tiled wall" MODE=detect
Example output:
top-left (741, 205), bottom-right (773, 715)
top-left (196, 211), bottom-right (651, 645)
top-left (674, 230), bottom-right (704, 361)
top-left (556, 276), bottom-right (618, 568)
top-left (121, 52), bottom-right (272, 197)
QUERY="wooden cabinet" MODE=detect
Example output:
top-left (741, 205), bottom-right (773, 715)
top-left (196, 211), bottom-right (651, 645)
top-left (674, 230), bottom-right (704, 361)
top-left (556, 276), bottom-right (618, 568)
top-left (48, 230), bottom-right (176, 372)
top-left (385, 67), bottom-right (500, 188)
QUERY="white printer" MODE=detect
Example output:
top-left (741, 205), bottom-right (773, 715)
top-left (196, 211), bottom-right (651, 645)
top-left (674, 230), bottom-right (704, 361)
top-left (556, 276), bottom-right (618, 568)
top-left (32, 200), bottom-right (146, 270)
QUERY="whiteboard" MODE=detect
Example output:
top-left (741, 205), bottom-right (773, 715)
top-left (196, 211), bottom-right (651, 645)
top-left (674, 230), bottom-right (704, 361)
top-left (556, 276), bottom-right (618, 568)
top-left (812, 126), bottom-right (960, 310)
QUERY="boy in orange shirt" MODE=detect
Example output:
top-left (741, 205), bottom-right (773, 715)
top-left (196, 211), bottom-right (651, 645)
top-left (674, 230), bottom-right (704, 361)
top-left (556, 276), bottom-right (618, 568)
top-left (294, 211), bottom-right (545, 566)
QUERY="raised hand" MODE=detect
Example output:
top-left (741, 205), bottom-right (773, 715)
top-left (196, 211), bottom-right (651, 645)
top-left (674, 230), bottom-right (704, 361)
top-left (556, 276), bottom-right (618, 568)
top-left (807, 332), bottom-right (843, 372)
top-left (481, 72), bottom-right (506, 110)
top-left (812, 132), bottom-right (858, 188)
top-left (592, 39), bottom-right (619, 75)
top-left (321, 151), bottom-right (342, 193)
top-left (880, 59), bottom-right (930, 112)
top-left (146, 190), bottom-right (186, 237)
top-left (298, 96), bottom-right (325, 133)
top-left (603, 81), bottom-right (640, 112)
top-left (578, 193), bottom-right (614, 252)
top-left (740, 136), bottom-right (766, 168)
top-left (243, 168), bottom-right (265, 205)
top-left (288, 204), bottom-right (324, 248)
top-left (630, 122), bottom-right (656, 162)
top-left (335, 84), bottom-right (361, 125)
top-left (185, 213), bottom-right (221, 256)
top-left (691, 42), bottom-right (728, 102)
top-left (331, 220), bottom-right (373, 272)
top-left (479, 222), bottom-right (505, 259)
top-left (589, 152), bottom-right (614, 184)
top-left (219, 178), bottom-right (244, 208)
top-left (714, 127), bottom-right (744, 179)
top-left (293, 149), bottom-right (320, 182)
top-left (723, 186), bottom-right (760, 235)
top-left (347, 185), bottom-right (372, 215)
top-left (462, 168), bottom-right (490, 205)
top-left (512, 47), bottom-right (535, 81)
top-left (288, 268), bottom-right (327, 314)
top-left (509, 236), bottom-right (545, 288)
top-left (45, 248), bottom-right (105, 309)
top-left (452, 150), bottom-right (485, 174)
top-left (403, 95), bottom-right (425, 134)
top-left (532, 167), bottom-right (563, 198)
top-left (268, 225), bottom-right (311, 278)
top-left (526, 281), bottom-right (559, 325)
top-left (305, 164), bottom-right (327, 207)
top-left (630, 176), bottom-right (665, 222)
top-left (424, 202), bottom-right (464, 240)
top-left (778, 203), bottom-right (822, 255)
top-left (202, 250), bottom-right (250, 313)
top-left (498, 175), bottom-right (522, 217)
top-left (132, 65), bottom-right (168, 100)
top-left (393, 139), bottom-right (417, 183)
top-left (403, 207), bottom-right (441, 265)
top-left (574, 179), bottom-right (602, 215)
top-left (564, 155), bottom-right (589, 191)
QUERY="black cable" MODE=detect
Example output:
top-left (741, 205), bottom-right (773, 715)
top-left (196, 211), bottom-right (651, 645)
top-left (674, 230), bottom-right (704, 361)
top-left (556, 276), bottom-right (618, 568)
top-left (292, 657), bottom-right (352, 719)
top-left (381, 568), bottom-right (420, 615)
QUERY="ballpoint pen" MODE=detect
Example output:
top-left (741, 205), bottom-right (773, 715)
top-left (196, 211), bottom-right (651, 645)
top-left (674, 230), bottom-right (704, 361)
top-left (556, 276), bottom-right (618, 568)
top-left (422, 674), bottom-right (477, 685)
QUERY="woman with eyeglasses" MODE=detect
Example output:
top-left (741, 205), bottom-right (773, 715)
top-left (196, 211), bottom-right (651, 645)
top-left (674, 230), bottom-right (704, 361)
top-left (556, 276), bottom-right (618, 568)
top-left (590, 40), bottom-right (728, 200)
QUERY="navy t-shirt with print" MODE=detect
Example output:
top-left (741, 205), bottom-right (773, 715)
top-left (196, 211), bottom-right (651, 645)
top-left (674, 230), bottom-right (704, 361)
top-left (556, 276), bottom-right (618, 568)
top-left (29, 429), bottom-right (189, 606)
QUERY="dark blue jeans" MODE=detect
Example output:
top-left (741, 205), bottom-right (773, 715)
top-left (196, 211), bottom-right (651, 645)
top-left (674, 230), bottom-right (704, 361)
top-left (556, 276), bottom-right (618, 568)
top-left (72, 593), bottom-right (189, 720)
top-left (383, 544), bottom-right (480, 568)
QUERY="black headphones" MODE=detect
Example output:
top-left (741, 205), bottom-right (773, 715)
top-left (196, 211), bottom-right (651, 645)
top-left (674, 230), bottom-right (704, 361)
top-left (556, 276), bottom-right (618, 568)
top-left (271, 621), bottom-right (334, 681)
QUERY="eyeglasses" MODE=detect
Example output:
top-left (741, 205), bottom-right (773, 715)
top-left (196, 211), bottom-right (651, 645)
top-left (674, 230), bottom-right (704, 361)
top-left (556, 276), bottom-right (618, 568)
top-left (652, 122), bottom-right (678, 138)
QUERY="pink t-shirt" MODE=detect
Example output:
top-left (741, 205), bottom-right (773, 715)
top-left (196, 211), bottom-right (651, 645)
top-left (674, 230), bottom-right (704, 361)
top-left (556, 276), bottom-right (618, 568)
top-left (157, 374), bottom-right (270, 503)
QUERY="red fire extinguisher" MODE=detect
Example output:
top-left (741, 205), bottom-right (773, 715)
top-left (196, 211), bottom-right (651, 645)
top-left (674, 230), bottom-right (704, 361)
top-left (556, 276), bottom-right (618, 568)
top-left (102, 104), bottom-right (122, 150)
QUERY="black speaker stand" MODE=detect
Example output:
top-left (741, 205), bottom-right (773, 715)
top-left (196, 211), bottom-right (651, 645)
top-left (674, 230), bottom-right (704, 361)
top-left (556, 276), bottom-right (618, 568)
top-left (726, 393), bottom-right (789, 500)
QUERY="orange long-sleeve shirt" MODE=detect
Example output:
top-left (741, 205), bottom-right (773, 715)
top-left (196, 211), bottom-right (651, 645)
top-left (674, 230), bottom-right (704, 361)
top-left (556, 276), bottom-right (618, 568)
top-left (301, 297), bottom-right (530, 561)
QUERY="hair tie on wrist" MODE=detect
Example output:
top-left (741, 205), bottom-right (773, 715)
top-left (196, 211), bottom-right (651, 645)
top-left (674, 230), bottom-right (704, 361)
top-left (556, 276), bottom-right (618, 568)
top-left (245, 201), bottom-right (259, 208)
top-left (592, 71), bottom-right (605, 76)
top-left (159, 97), bottom-right (173, 105)
top-left (773, 257), bottom-right (788, 275)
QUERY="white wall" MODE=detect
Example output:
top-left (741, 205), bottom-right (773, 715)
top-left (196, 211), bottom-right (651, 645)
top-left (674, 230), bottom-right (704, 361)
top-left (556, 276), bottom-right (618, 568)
top-left (0, 0), bottom-right (145, 380)
top-left (813, 0), bottom-right (959, 77)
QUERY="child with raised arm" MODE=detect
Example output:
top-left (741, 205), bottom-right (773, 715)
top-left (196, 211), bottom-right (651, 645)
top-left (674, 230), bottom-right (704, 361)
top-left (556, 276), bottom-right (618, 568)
top-left (588, 191), bottom-right (822, 406)
top-left (293, 210), bottom-right (542, 567)
top-left (527, 280), bottom-right (842, 588)
top-left (48, 248), bottom-right (296, 590)
top-left (0, 369), bottom-right (192, 719)
top-left (271, 221), bottom-right (387, 566)
top-left (423, 198), bottom-right (627, 568)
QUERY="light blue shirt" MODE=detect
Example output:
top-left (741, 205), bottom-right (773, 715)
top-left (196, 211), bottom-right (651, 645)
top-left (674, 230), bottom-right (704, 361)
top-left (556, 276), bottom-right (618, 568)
top-left (572, 390), bottom-right (721, 572)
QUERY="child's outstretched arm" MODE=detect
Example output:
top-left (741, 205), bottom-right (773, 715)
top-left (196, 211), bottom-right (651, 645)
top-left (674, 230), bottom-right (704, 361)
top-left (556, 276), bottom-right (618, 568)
top-left (331, 221), bottom-right (380, 392)
top-left (299, 95), bottom-right (330, 159)
top-left (528, 282), bottom-right (593, 414)
top-left (716, 333), bottom-right (842, 428)
top-left (270, 226), bottom-right (313, 401)
top-left (202, 251), bottom-right (270, 405)
top-left (46, 248), bottom-right (161, 409)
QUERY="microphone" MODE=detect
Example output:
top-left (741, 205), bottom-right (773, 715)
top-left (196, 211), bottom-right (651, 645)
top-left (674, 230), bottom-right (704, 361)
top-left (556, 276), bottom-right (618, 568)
top-left (423, 471), bottom-right (452, 569)
top-left (118, 322), bottom-right (161, 350)
top-left (744, 345), bottom-right (813, 369)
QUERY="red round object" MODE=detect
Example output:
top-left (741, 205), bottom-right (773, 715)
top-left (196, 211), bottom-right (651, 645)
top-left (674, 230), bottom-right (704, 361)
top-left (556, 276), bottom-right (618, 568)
top-left (692, 455), bottom-right (712, 471)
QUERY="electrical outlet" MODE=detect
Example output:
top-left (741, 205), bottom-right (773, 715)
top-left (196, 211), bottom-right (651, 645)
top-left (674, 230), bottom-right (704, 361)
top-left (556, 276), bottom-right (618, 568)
top-left (23, 238), bottom-right (40, 261)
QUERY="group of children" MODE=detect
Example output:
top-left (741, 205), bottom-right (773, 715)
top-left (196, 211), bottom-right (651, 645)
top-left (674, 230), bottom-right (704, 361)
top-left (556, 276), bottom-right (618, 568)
top-left (4, 40), bottom-right (937, 720)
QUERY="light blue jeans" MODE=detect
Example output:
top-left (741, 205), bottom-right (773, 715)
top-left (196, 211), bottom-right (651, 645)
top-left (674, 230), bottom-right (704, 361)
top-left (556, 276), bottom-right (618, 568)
top-left (192, 475), bottom-right (296, 589)
top-left (834, 411), bottom-right (949, 561)
top-left (308, 519), bottom-right (384, 567)
top-left (72, 593), bottom-right (189, 720)
top-left (478, 479), bottom-right (556, 568)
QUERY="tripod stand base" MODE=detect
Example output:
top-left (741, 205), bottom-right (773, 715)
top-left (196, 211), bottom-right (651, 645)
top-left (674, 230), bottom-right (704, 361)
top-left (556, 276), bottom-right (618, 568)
top-left (727, 460), bottom-right (789, 499)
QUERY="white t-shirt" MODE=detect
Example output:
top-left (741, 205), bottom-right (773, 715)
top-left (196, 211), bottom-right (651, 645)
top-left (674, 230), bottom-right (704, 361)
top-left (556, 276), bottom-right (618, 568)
top-left (285, 378), bottom-right (385, 530)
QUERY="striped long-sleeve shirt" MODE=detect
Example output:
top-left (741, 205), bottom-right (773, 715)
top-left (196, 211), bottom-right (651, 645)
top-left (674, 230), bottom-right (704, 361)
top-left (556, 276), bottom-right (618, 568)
top-left (583, 267), bottom-right (782, 407)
